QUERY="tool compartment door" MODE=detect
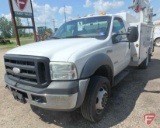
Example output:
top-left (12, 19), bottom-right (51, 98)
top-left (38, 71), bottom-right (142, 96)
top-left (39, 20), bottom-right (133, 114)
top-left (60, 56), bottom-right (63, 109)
top-left (139, 24), bottom-right (152, 62)
top-left (129, 23), bottom-right (153, 66)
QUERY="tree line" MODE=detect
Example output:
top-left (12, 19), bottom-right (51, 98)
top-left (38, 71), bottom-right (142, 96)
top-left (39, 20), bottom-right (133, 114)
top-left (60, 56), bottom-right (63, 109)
top-left (0, 16), bottom-right (32, 38)
top-left (0, 16), bottom-right (53, 39)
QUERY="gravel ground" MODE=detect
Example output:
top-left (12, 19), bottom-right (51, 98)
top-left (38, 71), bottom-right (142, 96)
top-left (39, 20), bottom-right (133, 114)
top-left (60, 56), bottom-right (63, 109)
top-left (0, 47), bottom-right (160, 128)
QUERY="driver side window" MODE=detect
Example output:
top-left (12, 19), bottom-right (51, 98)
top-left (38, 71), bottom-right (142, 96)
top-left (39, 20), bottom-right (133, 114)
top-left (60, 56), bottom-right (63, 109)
top-left (112, 17), bottom-right (126, 34)
top-left (112, 17), bottom-right (127, 42)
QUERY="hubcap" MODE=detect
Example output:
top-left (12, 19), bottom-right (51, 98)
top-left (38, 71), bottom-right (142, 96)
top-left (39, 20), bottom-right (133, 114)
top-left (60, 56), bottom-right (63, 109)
top-left (96, 87), bottom-right (108, 111)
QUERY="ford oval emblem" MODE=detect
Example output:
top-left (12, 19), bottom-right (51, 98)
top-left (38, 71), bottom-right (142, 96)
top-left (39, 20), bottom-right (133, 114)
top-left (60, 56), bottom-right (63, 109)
top-left (13, 67), bottom-right (21, 74)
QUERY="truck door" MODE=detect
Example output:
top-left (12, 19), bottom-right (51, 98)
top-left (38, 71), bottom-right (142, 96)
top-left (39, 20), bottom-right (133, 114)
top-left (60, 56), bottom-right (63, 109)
top-left (111, 17), bottom-right (130, 75)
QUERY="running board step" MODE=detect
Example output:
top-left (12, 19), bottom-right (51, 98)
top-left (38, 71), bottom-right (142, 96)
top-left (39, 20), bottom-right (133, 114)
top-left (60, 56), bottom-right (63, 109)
top-left (114, 69), bottom-right (129, 86)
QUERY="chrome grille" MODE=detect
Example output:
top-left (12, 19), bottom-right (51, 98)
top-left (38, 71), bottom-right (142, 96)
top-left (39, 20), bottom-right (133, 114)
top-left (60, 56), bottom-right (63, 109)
top-left (4, 55), bottom-right (51, 88)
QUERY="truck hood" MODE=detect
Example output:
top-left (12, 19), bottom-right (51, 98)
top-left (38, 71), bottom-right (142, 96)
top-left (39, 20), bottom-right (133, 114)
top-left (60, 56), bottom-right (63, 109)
top-left (6, 38), bottom-right (101, 61)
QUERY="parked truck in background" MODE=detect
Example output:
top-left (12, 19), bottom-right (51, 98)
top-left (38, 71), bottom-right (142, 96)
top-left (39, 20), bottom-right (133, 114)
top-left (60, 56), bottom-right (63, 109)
top-left (3, 0), bottom-right (155, 122)
top-left (153, 21), bottom-right (160, 46)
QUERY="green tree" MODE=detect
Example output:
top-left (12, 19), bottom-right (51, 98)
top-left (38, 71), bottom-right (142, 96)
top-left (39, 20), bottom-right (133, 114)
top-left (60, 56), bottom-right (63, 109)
top-left (0, 17), bottom-right (12, 38)
top-left (15, 17), bottom-right (25, 37)
top-left (46, 28), bottom-right (53, 34)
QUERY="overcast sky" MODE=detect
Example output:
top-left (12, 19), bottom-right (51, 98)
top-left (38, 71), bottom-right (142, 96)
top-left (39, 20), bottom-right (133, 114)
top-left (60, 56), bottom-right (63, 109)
top-left (0, 0), bottom-right (159, 29)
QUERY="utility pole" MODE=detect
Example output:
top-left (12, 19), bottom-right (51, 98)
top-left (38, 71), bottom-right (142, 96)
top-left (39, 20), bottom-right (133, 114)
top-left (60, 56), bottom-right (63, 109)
top-left (64, 5), bottom-right (66, 23)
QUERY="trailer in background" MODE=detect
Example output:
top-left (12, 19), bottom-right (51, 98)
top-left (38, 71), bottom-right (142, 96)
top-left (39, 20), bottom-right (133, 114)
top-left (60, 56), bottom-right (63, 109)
top-left (0, 36), bottom-right (11, 45)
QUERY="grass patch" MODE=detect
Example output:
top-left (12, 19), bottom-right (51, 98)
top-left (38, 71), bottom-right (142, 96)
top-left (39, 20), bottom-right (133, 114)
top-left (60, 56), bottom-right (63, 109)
top-left (0, 38), bottom-right (34, 49)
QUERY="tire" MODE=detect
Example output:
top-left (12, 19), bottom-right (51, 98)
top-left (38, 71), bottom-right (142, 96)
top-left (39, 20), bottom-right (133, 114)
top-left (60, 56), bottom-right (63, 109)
top-left (139, 52), bottom-right (149, 69)
top-left (155, 38), bottom-right (160, 47)
top-left (81, 76), bottom-right (111, 122)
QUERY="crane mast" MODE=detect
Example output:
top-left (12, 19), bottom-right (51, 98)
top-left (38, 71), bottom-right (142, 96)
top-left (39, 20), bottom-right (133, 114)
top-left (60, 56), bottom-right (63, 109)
top-left (129, 0), bottom-right (156, 25)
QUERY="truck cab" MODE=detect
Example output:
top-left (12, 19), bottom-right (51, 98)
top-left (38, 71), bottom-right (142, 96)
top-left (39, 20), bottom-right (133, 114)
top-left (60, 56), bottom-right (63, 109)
top-left (4, 14), bottom-right (140, 122)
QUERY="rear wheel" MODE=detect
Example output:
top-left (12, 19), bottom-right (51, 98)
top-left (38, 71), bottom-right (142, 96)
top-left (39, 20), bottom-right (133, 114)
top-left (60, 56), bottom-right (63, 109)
top-left (155, 38), bottom-right (160, 47)
top-left (81, 76), bottom-right (111, 122)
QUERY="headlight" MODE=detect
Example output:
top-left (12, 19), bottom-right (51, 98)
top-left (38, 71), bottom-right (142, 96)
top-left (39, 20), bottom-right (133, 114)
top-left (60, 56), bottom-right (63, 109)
top-left (50, 62), bottom-right (78, 80)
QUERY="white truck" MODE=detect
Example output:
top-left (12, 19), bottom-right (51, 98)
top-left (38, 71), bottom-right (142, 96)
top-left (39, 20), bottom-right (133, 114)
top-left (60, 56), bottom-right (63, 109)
top-left (4, 1), bottom-right (154, 122)
top-left (153, 21), bottom-right (160, 46)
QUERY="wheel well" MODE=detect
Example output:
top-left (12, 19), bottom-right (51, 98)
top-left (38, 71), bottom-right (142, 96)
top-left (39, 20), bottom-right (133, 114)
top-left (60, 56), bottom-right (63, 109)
top-left (93, 65), bottom-right (113, 86)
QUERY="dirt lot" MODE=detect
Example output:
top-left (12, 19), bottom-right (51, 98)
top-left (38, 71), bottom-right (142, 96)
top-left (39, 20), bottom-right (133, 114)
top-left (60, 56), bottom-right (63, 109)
top-left (0, 47), bottom-right (160, 128)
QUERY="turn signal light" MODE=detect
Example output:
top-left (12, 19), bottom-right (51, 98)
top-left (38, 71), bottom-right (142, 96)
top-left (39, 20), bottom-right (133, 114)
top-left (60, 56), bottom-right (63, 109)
top-left (135, 44), bottom-right (139, 47)
top-left (100, 12), bottom-right (106, 15)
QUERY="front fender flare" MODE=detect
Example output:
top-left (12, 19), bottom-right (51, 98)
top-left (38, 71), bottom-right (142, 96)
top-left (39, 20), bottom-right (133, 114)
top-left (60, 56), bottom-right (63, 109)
top-left (80, 53), bottom-right (114, 79)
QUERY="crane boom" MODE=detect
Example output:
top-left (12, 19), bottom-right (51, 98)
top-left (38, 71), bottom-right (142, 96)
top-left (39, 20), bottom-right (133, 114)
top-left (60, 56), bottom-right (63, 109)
top-left (128, 0), bottom-right (149, 13)
top-left (129, 0), bottom-right (155, 24)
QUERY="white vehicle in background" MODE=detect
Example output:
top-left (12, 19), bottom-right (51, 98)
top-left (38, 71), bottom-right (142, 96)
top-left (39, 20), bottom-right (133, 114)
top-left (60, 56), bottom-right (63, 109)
top-left (154, 21), bottom-right (160, 46)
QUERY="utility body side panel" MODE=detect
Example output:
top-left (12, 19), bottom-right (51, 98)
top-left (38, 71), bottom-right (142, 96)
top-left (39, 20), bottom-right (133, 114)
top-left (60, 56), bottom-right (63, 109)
top-left (129, 22), bottom-right (154, 66)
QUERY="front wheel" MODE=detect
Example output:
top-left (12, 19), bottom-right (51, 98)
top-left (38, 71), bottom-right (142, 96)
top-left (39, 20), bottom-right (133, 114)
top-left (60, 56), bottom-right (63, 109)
top-left (81, 76), bottom-right (111, 122)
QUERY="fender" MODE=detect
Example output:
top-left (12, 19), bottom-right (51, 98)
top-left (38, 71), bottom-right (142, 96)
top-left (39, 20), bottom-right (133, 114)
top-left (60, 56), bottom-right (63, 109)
top-left (80, 53), bottom-right (114, 79)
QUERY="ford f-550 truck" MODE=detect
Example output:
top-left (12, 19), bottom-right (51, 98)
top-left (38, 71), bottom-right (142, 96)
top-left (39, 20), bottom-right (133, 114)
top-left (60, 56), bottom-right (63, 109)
top-left (4, 12), bottom-right (155, 122)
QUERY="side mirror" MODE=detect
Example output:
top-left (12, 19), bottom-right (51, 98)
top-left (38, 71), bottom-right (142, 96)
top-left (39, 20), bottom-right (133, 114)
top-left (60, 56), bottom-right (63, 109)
top-left (112, 33), bottom-right (122, 43)
top-left (127, 27), bottom-right (138, 42)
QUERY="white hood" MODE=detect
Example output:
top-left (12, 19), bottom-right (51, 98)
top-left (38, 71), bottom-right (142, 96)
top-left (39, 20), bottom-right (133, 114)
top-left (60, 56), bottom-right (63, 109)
top-left (6, 38), bottom-right (101, 62)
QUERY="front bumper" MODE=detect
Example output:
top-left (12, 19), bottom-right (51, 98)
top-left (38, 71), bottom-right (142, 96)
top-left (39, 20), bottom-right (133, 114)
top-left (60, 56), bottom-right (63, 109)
top-left (5, 75), bottom-right (89, 110)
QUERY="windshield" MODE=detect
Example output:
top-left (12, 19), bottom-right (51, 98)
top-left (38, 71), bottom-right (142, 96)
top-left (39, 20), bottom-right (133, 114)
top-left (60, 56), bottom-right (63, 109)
top-left (53, 16), bottom-right (111, 39)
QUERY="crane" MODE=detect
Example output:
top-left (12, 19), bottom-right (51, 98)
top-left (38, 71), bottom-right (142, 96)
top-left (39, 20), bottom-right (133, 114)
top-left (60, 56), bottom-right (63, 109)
top-left (129, 0), bottom-right (156, 24)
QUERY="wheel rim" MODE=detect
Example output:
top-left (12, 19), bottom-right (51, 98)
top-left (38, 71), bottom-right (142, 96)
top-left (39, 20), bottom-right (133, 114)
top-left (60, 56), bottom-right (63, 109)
top-left (95, 86), bottom-right (108, 114)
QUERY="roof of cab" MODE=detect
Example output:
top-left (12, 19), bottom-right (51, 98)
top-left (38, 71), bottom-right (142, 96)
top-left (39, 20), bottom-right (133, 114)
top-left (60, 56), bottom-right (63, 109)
top-left (68, 14), bottom-right (114, 22)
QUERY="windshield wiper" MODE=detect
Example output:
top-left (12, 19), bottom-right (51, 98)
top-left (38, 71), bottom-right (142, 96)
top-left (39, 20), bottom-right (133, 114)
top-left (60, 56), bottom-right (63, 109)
top-left (62, 35), bottom-right (89, 39)
top-left (51, 36), bottom-right (61, 39)
top-left (52, 35), bottom-right (92, 39)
